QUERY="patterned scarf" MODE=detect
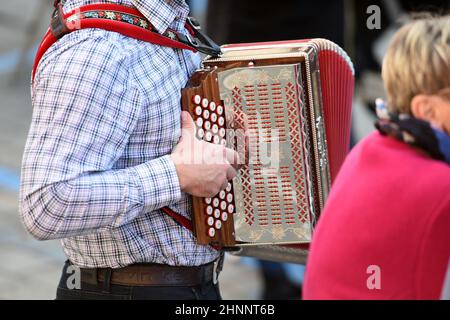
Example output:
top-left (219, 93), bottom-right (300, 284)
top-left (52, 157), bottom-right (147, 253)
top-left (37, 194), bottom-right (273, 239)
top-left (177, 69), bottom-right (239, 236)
top-left (375, 99), bottom-right (450, 165)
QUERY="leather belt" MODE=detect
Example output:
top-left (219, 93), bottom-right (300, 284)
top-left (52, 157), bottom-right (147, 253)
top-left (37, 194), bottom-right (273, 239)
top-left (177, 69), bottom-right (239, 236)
top-left (78, 256), bottom-right (224, 287)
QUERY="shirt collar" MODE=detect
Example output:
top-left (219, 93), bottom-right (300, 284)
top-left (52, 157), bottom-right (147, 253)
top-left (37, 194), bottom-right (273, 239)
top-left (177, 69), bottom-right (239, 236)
top-left (131, 0), bottom-right (190, 33)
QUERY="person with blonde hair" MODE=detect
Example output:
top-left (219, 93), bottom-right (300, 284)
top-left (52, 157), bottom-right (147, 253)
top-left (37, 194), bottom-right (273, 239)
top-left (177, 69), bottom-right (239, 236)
top-left (303, 14), bottom-right (450, 300)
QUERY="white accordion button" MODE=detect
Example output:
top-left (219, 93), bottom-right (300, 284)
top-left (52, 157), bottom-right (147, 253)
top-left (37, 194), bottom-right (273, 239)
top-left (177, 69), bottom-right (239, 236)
top-left (210, 113), bottom-right (218, 123)
top-left (212, 124), bottom-right (219, 134)
top-left (203, 121), bottom-right (211, 131)
top-left (203, 109), bottom-right (210, 120)
top-left (195, 106), bottom-right (202, 116)
top-left (214, 209), bottom-right (221, 219)
top-left (220, 139), bottom-right (227, 146)
top-left (219, 128), bottom-right (226, 138)
top-left (215, 220), bottom-right (222, 230)
top-left (227, 204), bottom-right (234, 214)
top-left (213, 135), bottom-right (220, 145)
top-left (217, 105), bottom-right (224, 115)
top-left (209, 102), bottom-right (216, 112)
top-left (197, 128), bottom-right (205, 139)
top-left (196, 117), bottom-right (203, 127)
top-left (202, 98), bottom-right (209, 108)
top-left (208, 227), bottom-right (216, 238)
top-left (218, 116), bottom-right (225, 127)
top-left (207, 217), bottom-right (214, 226)
top-left (226, 182), bottom-right (232, 192)
top-left (219, 190), bottom-right (226, 200)
top-left (205, 131), bottom-right (213, 142)
top-left (221, 212), bottom-right (228, 222)
top-left (213, 198), bottom-right (220, 208)
top-left (227, 193), bottom-right (233, 203)
top-left (205, 197), bottom-right (212, 204)
top-left (206, 206), bottom-right (213, 216)
top-left (193, 95), bottom-right (201, 105)
top-left (220, 201), bottom-right (227, 211)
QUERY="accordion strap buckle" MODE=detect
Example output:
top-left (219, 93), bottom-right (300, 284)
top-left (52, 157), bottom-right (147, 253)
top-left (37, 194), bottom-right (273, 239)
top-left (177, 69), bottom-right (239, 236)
top-left (50, 4), bottom-right (72, 40)
top-left (183, 16), bottom-right (222, 57)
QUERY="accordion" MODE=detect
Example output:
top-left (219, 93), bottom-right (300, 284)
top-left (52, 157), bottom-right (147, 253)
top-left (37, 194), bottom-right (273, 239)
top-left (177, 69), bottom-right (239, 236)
top-left (181, 39), bottom-right (354, 263)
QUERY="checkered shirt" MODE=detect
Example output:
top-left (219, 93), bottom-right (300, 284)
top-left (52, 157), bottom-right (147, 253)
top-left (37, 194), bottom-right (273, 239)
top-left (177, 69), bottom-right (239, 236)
top-left (19, 0), bottom-right (219, 268)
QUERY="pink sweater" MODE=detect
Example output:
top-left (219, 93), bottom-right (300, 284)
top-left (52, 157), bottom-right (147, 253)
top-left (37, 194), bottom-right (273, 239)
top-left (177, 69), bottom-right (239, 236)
top-left (303, 132), bottom-right (450, 300)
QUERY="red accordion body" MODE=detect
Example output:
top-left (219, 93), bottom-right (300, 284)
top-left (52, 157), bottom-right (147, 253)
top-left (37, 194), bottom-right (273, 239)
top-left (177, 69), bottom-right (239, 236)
top-left (182, 39), bottom-right (354, 262)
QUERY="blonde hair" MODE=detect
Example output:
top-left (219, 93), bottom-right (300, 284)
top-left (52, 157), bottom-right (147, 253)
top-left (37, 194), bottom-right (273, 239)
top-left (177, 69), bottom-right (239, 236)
top-left (382, 14), bottom-right (450, 114)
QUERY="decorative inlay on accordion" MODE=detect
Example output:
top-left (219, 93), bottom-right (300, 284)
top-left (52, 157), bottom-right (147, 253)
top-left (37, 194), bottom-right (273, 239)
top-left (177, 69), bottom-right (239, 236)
top-left (181, 39), bottom-right (354, 257)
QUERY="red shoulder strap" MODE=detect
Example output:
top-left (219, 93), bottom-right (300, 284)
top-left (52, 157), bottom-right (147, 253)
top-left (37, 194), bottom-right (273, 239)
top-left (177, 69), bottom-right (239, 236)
top-left (33, 3), bottom-right (221, 81)
top-left (161, 207), bottom-right (194, 232)
top-left (161, 207), bottom-right (221, 251)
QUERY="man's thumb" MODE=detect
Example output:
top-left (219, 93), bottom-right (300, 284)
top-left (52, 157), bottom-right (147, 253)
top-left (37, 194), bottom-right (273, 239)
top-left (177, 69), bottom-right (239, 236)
top-left (180, 111), bottom-right (196, 137)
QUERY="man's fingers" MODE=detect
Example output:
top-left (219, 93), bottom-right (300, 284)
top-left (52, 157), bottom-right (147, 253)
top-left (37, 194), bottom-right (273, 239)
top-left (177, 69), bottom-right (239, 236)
top-left (222, 147), bottom-right (241, 169)
top-left (225, 165), bottom-right (237, 181)
top-left (220, 179), bottom-right (229, 191)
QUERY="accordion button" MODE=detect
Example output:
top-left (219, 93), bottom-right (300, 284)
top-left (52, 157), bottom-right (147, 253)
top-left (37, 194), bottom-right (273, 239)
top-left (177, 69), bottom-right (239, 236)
top-left (220, 139), bottom-right (227, 146)
top-left (206, 206), bottom-right (213, 215)
top-left (226, 183), bottom-right (232, 192)
top-left (196, 117), bottom-right (203, 127)
top-left (205, 131), bottom-right (213, 142)
top-left (213, 135), bottom-right (220, 145)
top-left (207, 217), bottom-right (214, 226)
top-left (203, 121), bottom-right (211, 131)
top-left (202, 109), bottom-right (210, 120)
top-left (213, 198), bottom-right (220, 207)
top-left (208, 228), bottom-right (216, 238)
top-left (218, 116), bottom-right (225, 127)
top-left (210, 113), bottom-right (218, 123)
top-left (219, 128), bottom-right (226, 138)
top-left (209, 102), bottom-right (216, 112)
top-left (214, 209), bottom-right (221, 219)
top-left (220, 201), bottom-right (227, 211)
top-left (197, 128), bottom-right (205, 139)
top-left (215, 220), bottom-right (222, 230)
top-left (221, 212), bottom-right (228, 222)
top-left (193, 95), bottom-right (202, 105)
top-left (227, 193), bottom-right (233, 203)
top-left (212, 124), bottom-right (219, 134)
top-left (202, 98), bottom-right (209, 108)
top-left (219, 190), bottom-right (226, 199)
top-left (195, 106), bottom-right (202, 116)
top-left (217, 105), bottom-right (224, 115)
top-left (205, 197), bottom-right (212, 204)
top-left (228, 204), bottom-right (235, 214)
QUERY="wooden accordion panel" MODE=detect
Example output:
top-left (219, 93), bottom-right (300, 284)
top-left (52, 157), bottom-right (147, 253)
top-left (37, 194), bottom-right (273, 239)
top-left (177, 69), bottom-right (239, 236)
top-left (181, 39), bottom-right (354, 253)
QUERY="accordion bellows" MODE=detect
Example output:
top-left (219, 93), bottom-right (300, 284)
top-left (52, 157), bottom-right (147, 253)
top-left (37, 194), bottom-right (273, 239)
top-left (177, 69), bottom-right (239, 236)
top-left (181, 39), bottom-right (354, 261)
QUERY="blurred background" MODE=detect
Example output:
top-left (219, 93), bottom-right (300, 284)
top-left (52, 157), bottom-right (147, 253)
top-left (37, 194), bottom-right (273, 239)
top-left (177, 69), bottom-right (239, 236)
top-left (0, 0), bottom-right (448, 300)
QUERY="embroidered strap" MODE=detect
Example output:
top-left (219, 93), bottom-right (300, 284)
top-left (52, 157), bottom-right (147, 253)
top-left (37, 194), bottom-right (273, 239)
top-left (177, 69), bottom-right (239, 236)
top-left (32, 3), bottom-right (221, 81)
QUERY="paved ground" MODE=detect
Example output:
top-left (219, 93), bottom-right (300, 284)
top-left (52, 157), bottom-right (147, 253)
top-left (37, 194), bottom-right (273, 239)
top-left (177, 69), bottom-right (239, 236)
top-left (0, 0), bottom-right (378, 300)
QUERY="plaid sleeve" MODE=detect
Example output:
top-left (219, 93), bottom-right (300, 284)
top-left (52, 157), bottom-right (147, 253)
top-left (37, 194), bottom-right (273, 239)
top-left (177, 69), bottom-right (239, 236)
top-left (19, 33), bottom-right (181, 240)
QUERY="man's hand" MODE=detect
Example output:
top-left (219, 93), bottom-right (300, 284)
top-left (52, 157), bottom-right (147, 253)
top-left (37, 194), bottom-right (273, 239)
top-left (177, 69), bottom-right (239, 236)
top-left (171, 111), bottom-right (240, 198)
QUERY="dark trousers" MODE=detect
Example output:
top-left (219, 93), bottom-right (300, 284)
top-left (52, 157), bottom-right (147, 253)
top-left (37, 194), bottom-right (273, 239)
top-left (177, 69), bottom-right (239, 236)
top-left (56, 261), bottom-right (222, 300)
